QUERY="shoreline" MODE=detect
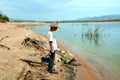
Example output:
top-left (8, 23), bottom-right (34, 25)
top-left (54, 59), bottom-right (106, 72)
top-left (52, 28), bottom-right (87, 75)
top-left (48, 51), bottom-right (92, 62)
top-left (57, 39), bottom-right (104, 80)
top-left (0, 22), bottom-right (104, 80)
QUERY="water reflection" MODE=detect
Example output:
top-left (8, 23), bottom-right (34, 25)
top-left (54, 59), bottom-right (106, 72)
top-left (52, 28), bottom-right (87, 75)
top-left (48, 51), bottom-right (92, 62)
top-left (81, 24), bottom-right (109, 47)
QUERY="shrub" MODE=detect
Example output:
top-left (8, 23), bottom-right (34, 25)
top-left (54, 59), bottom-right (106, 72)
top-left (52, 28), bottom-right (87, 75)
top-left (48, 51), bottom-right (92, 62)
top-left (0, 10), bottom-right (9, 22)
top-left (2, 15), bottom-right (9, 21)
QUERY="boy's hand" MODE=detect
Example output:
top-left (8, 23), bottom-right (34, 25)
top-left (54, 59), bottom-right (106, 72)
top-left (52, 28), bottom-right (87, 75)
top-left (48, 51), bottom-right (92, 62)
top-left (50, 50), bottom-right (54, 53)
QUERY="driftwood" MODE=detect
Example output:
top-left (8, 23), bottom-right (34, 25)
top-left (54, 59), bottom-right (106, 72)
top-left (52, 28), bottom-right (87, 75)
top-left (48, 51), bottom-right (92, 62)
top-left (0, 36), bottom-right (9, 42)
top-left (22, 37), bottom-right (45, 50)
top-left (0, 37), bottom-right (4, 42)
top-left (0, 44), bottom-right (10, 50)
top-left (20, 59), bottom-right (41, 65)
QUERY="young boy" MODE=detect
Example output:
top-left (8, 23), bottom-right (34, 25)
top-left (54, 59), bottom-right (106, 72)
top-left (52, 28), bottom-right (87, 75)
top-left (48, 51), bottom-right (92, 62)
top-left (47, 22), bottom-right (58, 74)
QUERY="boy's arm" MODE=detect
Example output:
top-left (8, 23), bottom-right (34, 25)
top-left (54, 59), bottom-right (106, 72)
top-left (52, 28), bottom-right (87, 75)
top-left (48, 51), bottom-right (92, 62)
top-left (49, 41), bottom-right (54, 53)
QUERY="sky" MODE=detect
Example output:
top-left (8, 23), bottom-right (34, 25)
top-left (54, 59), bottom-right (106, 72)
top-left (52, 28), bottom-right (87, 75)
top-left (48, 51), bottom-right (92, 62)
top-left (0, 0), bottom-right (120, 21)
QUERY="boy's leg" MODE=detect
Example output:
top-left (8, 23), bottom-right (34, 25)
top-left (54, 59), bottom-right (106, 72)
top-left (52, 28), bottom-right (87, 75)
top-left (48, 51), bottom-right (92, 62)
top-left (48, 51), bottom-right (58, 74)
top-left (48, 51), bottom-right (55, 71)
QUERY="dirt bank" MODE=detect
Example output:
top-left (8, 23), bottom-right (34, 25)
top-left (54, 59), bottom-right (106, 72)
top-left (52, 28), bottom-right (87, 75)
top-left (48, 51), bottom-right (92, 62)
top-left (0, 22), bottom-right (104, 80)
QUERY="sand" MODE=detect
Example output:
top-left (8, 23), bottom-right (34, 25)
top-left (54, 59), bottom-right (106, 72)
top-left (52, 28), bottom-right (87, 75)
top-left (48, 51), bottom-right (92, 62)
top-left (0, 22), bottom-right (104, 80)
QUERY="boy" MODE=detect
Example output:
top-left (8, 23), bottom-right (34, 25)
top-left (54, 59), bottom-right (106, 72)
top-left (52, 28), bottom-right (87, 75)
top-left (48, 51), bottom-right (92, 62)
top-left (47, 22), bottom-right (58, 74)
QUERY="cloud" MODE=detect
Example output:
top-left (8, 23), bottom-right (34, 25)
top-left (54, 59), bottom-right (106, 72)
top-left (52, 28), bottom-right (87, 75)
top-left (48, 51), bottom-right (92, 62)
top-left (0, 0), bottom-right (120, 21)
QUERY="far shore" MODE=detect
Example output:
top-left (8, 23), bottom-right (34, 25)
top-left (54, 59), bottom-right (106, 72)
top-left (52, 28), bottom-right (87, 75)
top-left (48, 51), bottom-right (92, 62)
top-left (0, 22), bottom-right (104, 80)
top-left (6, 21), bottom-right (50, 27)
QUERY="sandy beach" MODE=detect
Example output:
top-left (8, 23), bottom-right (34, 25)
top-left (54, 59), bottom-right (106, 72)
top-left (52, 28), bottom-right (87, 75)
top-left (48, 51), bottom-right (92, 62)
top-left (0, 22), bottom-right (104, 80)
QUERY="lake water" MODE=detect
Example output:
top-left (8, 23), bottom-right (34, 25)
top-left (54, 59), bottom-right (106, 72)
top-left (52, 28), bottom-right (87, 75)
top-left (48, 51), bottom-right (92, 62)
top-left (27, 22), bottom-right (120, 80)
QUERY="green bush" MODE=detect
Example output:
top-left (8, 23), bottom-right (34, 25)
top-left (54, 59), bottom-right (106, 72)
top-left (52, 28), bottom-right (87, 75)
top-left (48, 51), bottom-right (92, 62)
top-left (2, 15), bottom-right (9, 21)
top-left (0, 10), bottom-right (9, 22)
top-left (0, 14), bottom-right (2, 17)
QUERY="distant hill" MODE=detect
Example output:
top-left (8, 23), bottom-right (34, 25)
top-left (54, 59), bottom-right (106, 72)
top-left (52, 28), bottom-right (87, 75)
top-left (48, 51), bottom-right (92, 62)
top-left (78, 14), bottom-right (120, 21)
top-left (59, 14), bottom-right (120, 23)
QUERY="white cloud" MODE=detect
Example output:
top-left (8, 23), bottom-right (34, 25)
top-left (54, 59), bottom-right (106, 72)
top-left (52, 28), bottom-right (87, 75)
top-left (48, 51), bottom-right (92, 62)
top-left (60, 0), bottom-right (120, 8)
top-left (0, 0), bottom-right (120, 21)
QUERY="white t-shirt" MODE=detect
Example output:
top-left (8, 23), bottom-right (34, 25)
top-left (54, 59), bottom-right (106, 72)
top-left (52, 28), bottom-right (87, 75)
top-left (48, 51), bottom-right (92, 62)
top-left (47, 31), bottom-right (58, 50)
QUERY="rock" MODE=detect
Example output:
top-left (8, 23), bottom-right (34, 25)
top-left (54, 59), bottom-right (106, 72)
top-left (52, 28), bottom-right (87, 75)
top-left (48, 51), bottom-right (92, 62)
top-left (57, 48), bottom-right (60, 51)
top-left (57, 50), bottom-right (80, 65)
top-left (61, 50), bottom-right (66, 54)
top-left (69, 59), bottom-right (81, 66)
top-left (55, 58), bottom-right (62, 62)
top-left (62, 51), bottom-right (74, 64)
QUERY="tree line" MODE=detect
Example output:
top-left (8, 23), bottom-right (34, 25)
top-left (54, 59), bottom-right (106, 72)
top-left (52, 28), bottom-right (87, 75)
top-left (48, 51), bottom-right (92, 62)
top-left (0, 10), bottom-right (9, 22)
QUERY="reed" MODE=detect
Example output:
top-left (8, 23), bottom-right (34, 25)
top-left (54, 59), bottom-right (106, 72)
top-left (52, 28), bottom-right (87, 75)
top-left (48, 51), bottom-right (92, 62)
top-left (81, 24), bottom-right (104, 46)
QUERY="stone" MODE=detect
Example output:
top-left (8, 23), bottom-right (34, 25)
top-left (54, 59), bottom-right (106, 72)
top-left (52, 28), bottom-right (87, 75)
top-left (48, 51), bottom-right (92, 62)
top-left (69, 58), bottom-right (81, 66)
top-left (61, 50), bottom-right (66, 54)
top-left (62, 51), bottom-right (74, 63)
